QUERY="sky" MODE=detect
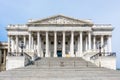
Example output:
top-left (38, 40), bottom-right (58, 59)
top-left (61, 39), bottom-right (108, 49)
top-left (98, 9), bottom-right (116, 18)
top-left (0, 0), bottom-right (120, 68)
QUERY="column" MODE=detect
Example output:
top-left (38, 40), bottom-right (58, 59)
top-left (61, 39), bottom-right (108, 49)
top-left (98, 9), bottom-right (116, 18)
top-left (70, 31), bottom-right (75, 57)
top-left (16, 35), bottom-right (18, 53)
top-left (8, 36), bottom-right (10, 53)
top-left (23, 36), bottom-right (26, 46)
top-left (104, 37), bottom-right (108, 52)
top-left (29, 32), bottom-right (31, 52)
top-left (101, 35), bottom-right (104, 52)
top-left (54, 31), bottom-right (57, 57)
top-left (31, 35), bottom-right (34, 50)
top-left (45, 31), bottom-right (49, 57)
top-left (3, 49), bottom-right (6, 64)
top-left (85, 36), bottom-right (88, 51)
top-left (37, 32), bottom-right (41, 57)
top-left (77, 37), bottom-right (80, 56)
top-left (93, 36), bottom-right (96, 50)
top-left (62, 31), bottom-right (66, 57)
top-left (13, 37), bottom-right (15, 52)
top-left (11, 36), bottom-right (14, 52)
top-left (79, 32), bottom-right (83, 57)
top-left (88, 32), bottom-right (91, 50)
top-left (108, 36), bottom-right (112, 52)
top-left (0, 49), bottom-right (2, 64)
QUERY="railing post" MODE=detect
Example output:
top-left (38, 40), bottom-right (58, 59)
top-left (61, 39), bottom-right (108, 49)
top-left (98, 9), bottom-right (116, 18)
top-left (74, 61), bottom-right (75, 68)
top-left (49, 61), bottom-right (50, 69)
top-left (86, 62), bottom-right (88, 67)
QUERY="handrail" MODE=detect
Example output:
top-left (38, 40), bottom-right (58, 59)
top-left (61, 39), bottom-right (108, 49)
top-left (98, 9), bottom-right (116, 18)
top-left (24, 52), bottom-right (32, 59)
top-left (7, 52), bottom-right (32, 59)
top-left (90, 52), bottom-right (116, 60)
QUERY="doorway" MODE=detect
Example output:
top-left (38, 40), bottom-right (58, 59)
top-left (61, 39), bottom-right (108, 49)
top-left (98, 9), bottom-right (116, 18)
top-left (57, 50), bottom-right (62, 57)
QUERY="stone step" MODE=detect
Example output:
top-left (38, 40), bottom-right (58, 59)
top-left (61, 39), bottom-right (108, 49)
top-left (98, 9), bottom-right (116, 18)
top-left (34, 57), bottom-right (96, 68)
top-left (0, 58), bottom-right (120, 80)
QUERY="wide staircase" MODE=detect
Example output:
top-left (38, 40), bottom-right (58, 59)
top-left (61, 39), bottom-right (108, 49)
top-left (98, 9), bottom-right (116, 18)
top-left (0, 57), bottom-right (120, 80)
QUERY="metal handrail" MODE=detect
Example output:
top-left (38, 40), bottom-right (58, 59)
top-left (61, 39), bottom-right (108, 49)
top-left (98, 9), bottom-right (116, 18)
top-left (90, 52), bottom-right (116, 60)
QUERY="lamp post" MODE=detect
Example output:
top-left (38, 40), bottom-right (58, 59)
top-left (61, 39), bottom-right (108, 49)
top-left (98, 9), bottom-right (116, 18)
top-left (97, 41), bottom-right (102, 56)
top-left (19, 41), bottom-right (25, 56)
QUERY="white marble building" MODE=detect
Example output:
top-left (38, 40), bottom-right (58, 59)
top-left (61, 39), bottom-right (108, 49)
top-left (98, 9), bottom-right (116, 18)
top-left (6, 15), bottom-right (113, 58)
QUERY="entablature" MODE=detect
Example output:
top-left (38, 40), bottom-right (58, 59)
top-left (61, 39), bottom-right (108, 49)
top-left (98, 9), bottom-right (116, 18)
top-left (28, 26), bottom-right (92, 32)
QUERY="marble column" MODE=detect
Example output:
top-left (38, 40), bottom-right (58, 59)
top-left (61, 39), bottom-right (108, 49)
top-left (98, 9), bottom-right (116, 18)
top-left (62, 31), bottom-right (66, 57)
top-left (88, 32), bottom-right (91, 50)
top-left (108, 36), bottom-right (112, 52)
top-left (11, 36), bottom-right (14, 52)
top-left (85, 36), bottom-right (88, 51)
top-left (8, 36), bottom-right (10, 53)
top-left (70, 31), bottom-right (75, 57)
top-left (77, 37), bottom-right (80, 56)
top-left (45, 31), bottom-right (49, 57)
top-left (16, 35), bottom-right (18, 53)
top-left (29, 32), bottom-right (32, 52)
top-left (23, 36), bottom-right (26, 45)
top-left (54, 31), bottom-right (57, 57)
top-left (3, 49), bottom-right (6, 64)
top-left (37, 32), bottom-right (41, 57)
top-left (79, 32), bottom-right (83, 57)
top-left (101, 35), bottom-right (104, 52)
top-left (31, 35), bottom-right (34, 50)
top-left (0, 49), bottom-right (2, 64)
top-left (93, 36), bottom-right (96, 50)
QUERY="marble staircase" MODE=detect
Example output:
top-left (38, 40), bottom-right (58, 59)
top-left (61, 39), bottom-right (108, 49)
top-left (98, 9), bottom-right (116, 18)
top-left (0, 57), bottom-right (120, 80)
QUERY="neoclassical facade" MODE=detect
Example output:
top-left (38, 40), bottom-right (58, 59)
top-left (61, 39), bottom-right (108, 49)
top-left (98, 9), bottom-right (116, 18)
top-left (6, 15), bottom-right (113, 57)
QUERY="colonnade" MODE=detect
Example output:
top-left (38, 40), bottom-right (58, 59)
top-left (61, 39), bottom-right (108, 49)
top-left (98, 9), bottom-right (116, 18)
top-left (0, 49), bottom-right (7, 64)
top-left (8, 31), bottom-right (112, 57)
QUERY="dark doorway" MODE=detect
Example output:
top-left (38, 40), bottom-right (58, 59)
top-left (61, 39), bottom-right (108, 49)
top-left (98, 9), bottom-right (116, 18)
top-left (57, 51), bottom-right (62, 57)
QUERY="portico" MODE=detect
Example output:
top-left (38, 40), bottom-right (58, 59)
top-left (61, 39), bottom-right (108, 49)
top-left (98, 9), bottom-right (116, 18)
top-left (6, 15), bottom-right (113, 57)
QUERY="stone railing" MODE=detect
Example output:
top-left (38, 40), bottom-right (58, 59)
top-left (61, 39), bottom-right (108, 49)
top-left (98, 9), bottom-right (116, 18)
top-left (94, 24), bottom-right (112, 26)
top-left (7, 24), bottom-right (28, 30)
top-left (7, 52), bottom-right (32, 66)
top-left (92, 24), bottom-right (113, 31)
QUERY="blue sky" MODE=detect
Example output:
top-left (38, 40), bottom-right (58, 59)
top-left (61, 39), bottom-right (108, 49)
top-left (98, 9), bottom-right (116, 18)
top-left (0, 0), bottom-right (120, 68)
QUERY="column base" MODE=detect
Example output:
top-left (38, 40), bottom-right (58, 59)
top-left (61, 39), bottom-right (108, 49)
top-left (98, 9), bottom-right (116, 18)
top-left (54, 54), bottom-right (57, 57)
top-left (62, 54), bottom-right (66, 57)
top-left (45, 52), bottom-right (49, 57)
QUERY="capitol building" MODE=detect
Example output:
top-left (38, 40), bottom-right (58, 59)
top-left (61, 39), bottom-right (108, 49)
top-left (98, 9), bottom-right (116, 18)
top-left (0, 15), bottom-right (119, 80)
top-left (6, 15), bottom-right (113, 58)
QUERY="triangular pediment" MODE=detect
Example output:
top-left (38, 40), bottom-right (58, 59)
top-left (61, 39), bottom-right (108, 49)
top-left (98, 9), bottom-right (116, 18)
top-left (28, 15), bottom-right (93, 26)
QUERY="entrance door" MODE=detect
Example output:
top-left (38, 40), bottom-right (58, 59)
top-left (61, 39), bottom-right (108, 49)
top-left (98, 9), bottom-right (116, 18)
top-left (57, 51), bottom-right (62, 57)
